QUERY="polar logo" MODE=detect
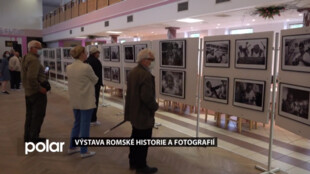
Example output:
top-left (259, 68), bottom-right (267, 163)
top-left (25, 139), bottom-right (65, 155)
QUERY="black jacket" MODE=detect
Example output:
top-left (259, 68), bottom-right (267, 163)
top-left (85, 55), bottom-right (103, 86)
top-left (125, 64), bottom-right (159, 129)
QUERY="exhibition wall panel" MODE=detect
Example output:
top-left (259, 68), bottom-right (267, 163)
top-left (122, 41), bottom-right (152, 89)
top-left (277, 27), bottom-right (310, 139)
top-left (153, 38), bottom-right (199, 106)
top-left (101, 43), bottom-right (123, 89)
top-left (201, 32), bottom-right (274, 123)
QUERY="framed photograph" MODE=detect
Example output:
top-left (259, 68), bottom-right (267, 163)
top-left (124, 45), bottom-right (135, 63)
top-left (49, 61), bottom-right (56, 71)
top-left (235, 38), bottom-right (268, 69)
top-left (49, 50), bottom-right (55, 59)
top-left (103, 67), bottom-right (111, 81)
top-left (135, 44), bottom-right (147, 61)
top-left (233, 79), bottom-right (265, 111)
top-left (56, 48), bottom-right (61, 59)
top-left (205, 40), bottom-right (230, 67)
top-left (43, 50), bottom-right (48, 58)
top-left (63, 48), bottom-right (71, 59)
top-left (279, 83), bottom-right (310, 125)
top-left (124, 67), bottom-right (132, 84)
top-left (282, 34), bottom-right (310, 73)
top-left (160, 70), bottom-right (186, 99)
top-left (111, 67), bottom-right (120, 83)
top-left (57, 62), bottom-right (62, 72)
top-left (203, 76), bottom-right (229, 104)
top-left (111, 46), bottom-right (120, 62)
top-left (102, 47), bottom-right (110, 61)
top-left (160, 40), bottom-right (186, 68)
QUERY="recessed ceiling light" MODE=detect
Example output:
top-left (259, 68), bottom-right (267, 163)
top-left (217, 23), bottom-right (220, 26)
top-left (177, 18), bottom-right (203, 23)
top-left (299, 13), bottom-right (303, 16)
top-left (106, 31), bottom-right (122, 34)
top-left (216, 26), bottom-right (219, 29)
top-left (246, 23), bottom-right (250, 26)
top-left (286, 19), bottom-right (290, 22)
top-left (252, 19), bottom-right (256, 22)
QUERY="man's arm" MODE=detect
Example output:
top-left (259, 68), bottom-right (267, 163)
top-left (27, 59), bottom-right (41, 93)
top-left (140, 75), bottom-right (158, 112)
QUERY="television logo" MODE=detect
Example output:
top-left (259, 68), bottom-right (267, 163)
top-left (25, 139), bottom-right (65, 155)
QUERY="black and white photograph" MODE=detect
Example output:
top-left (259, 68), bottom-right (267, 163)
top-left (205, 40), bottom-right (230, 67)
top-left (124, 45), bottom-right (135, 63)
top-left (111, 46), bottom-right (120, 62)
top-left (135, 44), bottom-right (147, 61)
top-left (49, 61), bottom-right (56, 71)
top-left (57, 62), bottom-right (62, 72)
top-left (279, 83), bottom-right (310, 124)
top-left (124, 67), bottom-right (132, 84)
top-left (103, 67), bottom-right (111, 81)
top-left (103, 47), bottom-right (111, 61)
top-left (160, 70), bottom-right (185, 99)
top-left (203, 76), bottom-right (229, 104)
top-left (63, 48), bottom-right (71, 59)
top-left (233, 79), bottom-right (265, 111)
top-left (43, 50), bottom-right (48, 58)
top-left (160, 40), bottom-right (186, 68)
top-left (49, 50), bottom-right (55, 59)
top-left (56, 49), bottom-right (61, 59)
top-left (282, 34), bottom-right (310, 73)
top-left (235, 38), bottom-right (268, 69)
top-left (111, 67), bottom-right (120, 83)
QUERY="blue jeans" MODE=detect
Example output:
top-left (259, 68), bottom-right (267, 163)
top-left (69, 109), bottom-right (93, 154)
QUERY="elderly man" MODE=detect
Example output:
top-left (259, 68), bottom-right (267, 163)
top-left (125, 49), bottom-right (158, 174)
top-left (21, 40), bottom-right (49, 143)
top-left (85, 47), bottom-right (103, 126)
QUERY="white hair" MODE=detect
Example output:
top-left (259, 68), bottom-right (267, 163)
top-left (137, 49), bottom-right (154, 62)
top-left (28, 40), bottom-right (41, 50)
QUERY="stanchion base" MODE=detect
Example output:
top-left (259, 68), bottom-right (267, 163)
top-left (100, 103), bottom-right (110, 107)
top-left (154, 123), bottom-right (162, 129)
top-left (255, 165), bottom-right (280, 174)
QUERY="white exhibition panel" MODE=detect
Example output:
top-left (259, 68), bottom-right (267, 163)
top-left (201, 32), bottom-right (274, 123)
top-left (101, 43), bottom-right (123, 89)
top-left (276, 27), bottom-right (310, 139)
top-left (60, 47), bottom-right (74, 77)
top-left (121, 41), bottom-right (152, 90)
top-left (153, 38), bottom-right (199, 106)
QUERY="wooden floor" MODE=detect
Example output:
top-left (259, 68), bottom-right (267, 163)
top-left (0, 84), bottom-right (287, 174)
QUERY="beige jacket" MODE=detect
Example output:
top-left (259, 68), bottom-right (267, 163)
top-left (9, 56), bottom-right (21, 71)
top-left (67, 59), bottom-right (98, 110)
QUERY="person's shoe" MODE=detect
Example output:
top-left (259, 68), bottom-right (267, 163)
top-left (2, 91), bottom-right (9, 94)
top-left (136, 166), bottom-right (158, 174)
top-left (90, 121), bottom-right (101, 126)
top-left (67, 148), bottom-right (80, 155)
top-left (81, 151), bottom-right (96, 158)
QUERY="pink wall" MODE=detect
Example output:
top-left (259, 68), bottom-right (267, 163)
top-left (43, 0), bottom-right (178, 35)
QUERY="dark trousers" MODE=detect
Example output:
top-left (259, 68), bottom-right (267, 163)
top-left (24, 93), bottom-right (47, 142)
top-left (129, 127), bottom-right (153, 169)
top-left (91, 85), bottom-right (101, 122)
top-left (10, 71), bottom-right (21, 89)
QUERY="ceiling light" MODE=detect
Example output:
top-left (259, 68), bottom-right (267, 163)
top-left (106, 31), bottom-right (122, 34)
top-left (177, 18), bottom-right (203, 23)
top-left (75, 36), bottom-right (87, 39)
top-left (252, 19), bottom-right (256, 22)
top-left (217, 24), bottom-right (220, 26)
top-left (216, 26), bottom-right (219, 29)
top-left (299, 13), bottom-right (303, 16)
top-left (246, 23), bottom-right (250, 26)
top-left (286, 19), bottom-right (290, 22)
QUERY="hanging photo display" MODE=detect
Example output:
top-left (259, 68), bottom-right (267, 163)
top-left (124, 45), bottom-right (135, 63)
top-left (103, 46), bottom-right (111, 61)
top-left (49, 50), bottom-right (55, 59)
top-left (63, 48), bottom-right (71, 59)
top-left (124, 67), bottom-right (133, 84)
top-left (279, 83), bottom-right (310, 124)
top-left (135, 44), bottom-right (147, 61)
top-left (43, 50), bottom-right (48, 58)
top-left (160, 69), bottom-right (185, 99)
top-left (49, 61), bottom-right (56, 71)
top-left (57, 62), bottom-right (62, 72)
top-left (203, 76), bottom-right (229, 104)
top-left (235, 38), bottom-right (268, 69)
top-left (160, 40), bottom-right (186, 68)
top-left (233, 79), bottom-right (265, 111)
top-left (281, 34), bottom-right (310, 73)
top-left (205, 40), bottom-right (230, 67)
top-left (111, 67), bottom-right (120, 83)
top-left (103, 66), bottom-right (111, 81)
top-left (56, 49), bottom-right (61, 59)
top-left (44, 60), bottom-right (49, 68)
top-left (111, 46), bottom-right (120, 62)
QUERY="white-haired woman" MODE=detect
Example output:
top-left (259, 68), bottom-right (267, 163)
top-left (67, 45), bottom-right (98, 158)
